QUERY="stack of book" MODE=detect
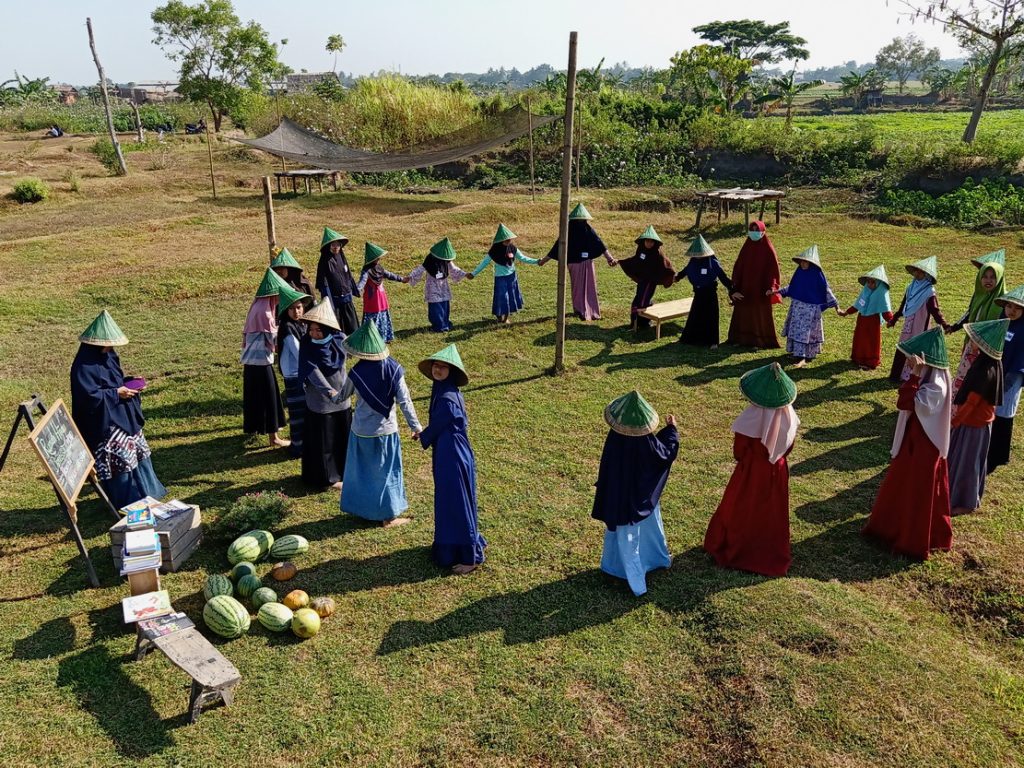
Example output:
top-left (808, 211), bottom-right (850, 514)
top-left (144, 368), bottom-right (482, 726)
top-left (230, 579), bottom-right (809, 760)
top-left (110, 499), bottom-right (203, 574)
top-left (122, 590), bottom-right (172, 623)
top-left (120, 526), bottom-right (162, 576)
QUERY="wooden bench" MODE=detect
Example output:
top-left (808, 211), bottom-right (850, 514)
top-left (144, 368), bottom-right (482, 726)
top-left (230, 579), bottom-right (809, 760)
top-left (636, 297), bottom-right (693, 339)
top-left (135, 626), bottom-right (241, 723)
top-left (694, 188), bottom-right (786, 229)
top-left (273, 169), bottom-right (339, 195)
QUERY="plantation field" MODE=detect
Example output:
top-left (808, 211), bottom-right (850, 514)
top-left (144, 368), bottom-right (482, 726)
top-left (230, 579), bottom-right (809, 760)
top-left (786, 108), bottom-right (1024, 143)
top-left (0, 133), bottom-right (1022, 767)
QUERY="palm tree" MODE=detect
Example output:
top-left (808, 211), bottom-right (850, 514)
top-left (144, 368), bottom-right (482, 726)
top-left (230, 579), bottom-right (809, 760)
top-left (756, 71), bottom-right (823, 127)
top-left (326, 34), bottom-right (345, 73)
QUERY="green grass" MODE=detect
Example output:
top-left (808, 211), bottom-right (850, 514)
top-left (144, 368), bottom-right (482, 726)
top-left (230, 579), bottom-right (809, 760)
top-left (0, 134), bottom-right (1023, 767)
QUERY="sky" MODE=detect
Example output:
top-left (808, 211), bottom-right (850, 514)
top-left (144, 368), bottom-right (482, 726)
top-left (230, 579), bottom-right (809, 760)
top-left (1, 0), bottom-right (964, 85)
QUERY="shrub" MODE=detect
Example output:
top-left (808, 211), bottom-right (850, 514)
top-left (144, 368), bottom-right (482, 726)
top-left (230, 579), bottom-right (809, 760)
top-left (63, 169), bottom-right (82, 193)
top-left (878, 178), bottom-right (1024, 228)
top-left (11, 178), bottom-right (49, 203)
top-left (213, 491), bottom-right (292, 537)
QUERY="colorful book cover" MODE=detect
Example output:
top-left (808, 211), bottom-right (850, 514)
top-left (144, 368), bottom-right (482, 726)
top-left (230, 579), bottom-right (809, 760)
top-left (125, 506), bottom-right (155, 529)
top-left (121, 590), bottom-right (172, 623)
top-left (137, 612), bottom-right (194, 640)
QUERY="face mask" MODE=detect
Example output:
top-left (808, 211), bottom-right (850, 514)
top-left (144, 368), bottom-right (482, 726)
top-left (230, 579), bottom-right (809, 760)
top-left (748, 231), bottom-right (764, 242)
top-left (312, 334), bottom-right (332, 345)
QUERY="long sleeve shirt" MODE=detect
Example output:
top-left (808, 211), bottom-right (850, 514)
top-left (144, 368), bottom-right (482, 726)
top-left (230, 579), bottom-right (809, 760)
top-left (891, 294), bottom-right (948, 327)
top-left (408, 263), bottom-right (469, 302)
top-left (472, 249), bottom-right (540, 278)
top-left (337, 374), bottom-right (421, 437)
top-left (952, 391), bottom-right (995, 428)
top-left (779, 282), bottom-right (839, 312)
top-left (279, 335), bottom-right (300, 380)
top-left (240, 331), bottom-right (275, 366)
top-left (675, 258), bottom-right (733, 292)
top-left (304, 367), bottom-right (350, 414)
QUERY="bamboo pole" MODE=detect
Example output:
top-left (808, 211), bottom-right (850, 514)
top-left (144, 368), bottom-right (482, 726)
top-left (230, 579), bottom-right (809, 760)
top-left (86, 17), bottom-right (126, 176)
top-left (262, 177), bottom-right (277, 260)
top-left (553, 32), bottom-right (578, 376)
top-left (129, 101), bottom-right (144, 143)
top-left (205, 119), bottom-right (217, 200)
top-left (575, 101), bottom-right (582, 192)
top-left (526, 95), bottom-right (536, 202)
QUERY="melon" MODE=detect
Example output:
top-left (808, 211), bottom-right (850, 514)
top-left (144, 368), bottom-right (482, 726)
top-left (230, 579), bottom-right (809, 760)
top-left (270, 561), bottom-right (297, 581)
top-left (269, 534), bottom-right (309, 559)
top-left (240, 529), bottom-right (275, 558)
top-left (251, 587), bottom-right (278, 609)
top-left (257, 601), bottom-right (293, 632)
top-left (203, 595), bottom-right (251, 638)
top-left (227, 535), bottom-right (262, 566)
top-left (236, 573), bottom-right (262, 599)
top-left (230, 561), bottom-right (257, 581)
top-left (282, 589), bottom-right (309, 610)
top-left (291, 607), bottom-right (321, 638)
top-left (310, 596), bottom-right (336, 619)
top-left (203, 574), bottom-right (233, 601)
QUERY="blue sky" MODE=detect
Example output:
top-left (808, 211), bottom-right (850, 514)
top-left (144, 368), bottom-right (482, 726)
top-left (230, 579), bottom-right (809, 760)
top-left (1, 0), bottom-right (962, 85)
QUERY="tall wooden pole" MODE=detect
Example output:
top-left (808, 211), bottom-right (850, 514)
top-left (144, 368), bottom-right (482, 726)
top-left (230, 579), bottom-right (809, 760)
top-left (553, 32), bottom-right (578, 375)
top-left (575, 101), bottom-right (582, 192)
top-left (526, 95), bottom-right (536, 202)
top-left (86, 18), bottom-right (127, 176)
top-left (262, 176), bottom-right (277, 260)
top-left (204, 120), bottom-right (217, 199)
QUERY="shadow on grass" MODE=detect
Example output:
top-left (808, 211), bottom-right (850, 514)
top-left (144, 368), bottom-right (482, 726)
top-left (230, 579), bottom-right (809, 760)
top-left (56, 645), bottom-right (175, 758)
top-left (792, 470), bottom-right (887, 525)
top-left (788, 516), bottom-right (913, 582)
top-left (287, 546), bottom-right (441, 597)
top-left (395, 314), bottom-right (553, 346)
top-left (143, 397), bottom-right (245, 421)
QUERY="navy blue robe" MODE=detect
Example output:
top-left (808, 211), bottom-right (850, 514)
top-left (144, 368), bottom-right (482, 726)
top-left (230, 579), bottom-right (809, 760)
top-left (418, 380), bottom-right (486, 567)
top-left (70, 344), bottom-right (144, 451)
top-left (592, 425), bottom-right (679, 531)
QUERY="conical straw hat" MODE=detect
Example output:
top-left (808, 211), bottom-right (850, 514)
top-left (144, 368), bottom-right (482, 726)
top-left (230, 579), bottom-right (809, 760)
top-left (739, 362), bottom-right (797, 408)
top-left (429, 237), bottom-right (457, 261)
top-left (277, 283), bottom-right (313, 318)
top-left (635, 225), bottom-right (663, 245)
top-left (302, 297), bottom-right (340, 331)
top-left (256, 268), bottom-right (291, 298)
top-left (569, 203), bottom-right (593, 220)
top-left (342, 321), bottom-right (390, 361)
top-left (363, 241), bottom-right (388, 267)
top-left (321, 227), bottom-right (349, 248)
top-left (858, 264), bottom-right (890, 288)
top-left (970, 248), bottom-right (1005, 269)
top-left (792, 244), bottom-right (821, 268)
top-left (493, 223), bottom-right (517, 244)
top-left (686, 233), bottom-right (715, 257)
top-left (965, 318), bottom-right (1009, 360)
top-left (418, 344), bottom-right (469, 387)
top-left (79, 310), bottom-right (129, 347)
top-left (603, 390), bottom-right (659, 436)
top-left (995, 284), bottom-right (1024, 310)
top-left (905, 256), bottom-right (938, 283)
top-left (896, 326), bottom-right (948, 368)
top-left (270, 248), bottom-right (301, 270)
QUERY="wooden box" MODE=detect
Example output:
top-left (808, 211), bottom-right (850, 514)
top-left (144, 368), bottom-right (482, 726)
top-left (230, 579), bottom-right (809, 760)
top-left (110, 505), bottom-right (203, 574)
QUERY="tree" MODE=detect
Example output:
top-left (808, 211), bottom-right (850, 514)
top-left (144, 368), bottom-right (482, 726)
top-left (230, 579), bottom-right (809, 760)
top-left (666, 45), bottom-right (752, 111)
top-left (839, 68), bottom-right (885, 108)
top-left (151, 0), bottom-right (282, 132)
top-left (326, 34), bottom-right (345, 73)
top-left (692, 19), bottom-right (810, 66)
top-left (756, 71), bottom-right (823, 126)
top-left (875, 34), bottom-right (941, 93)
top-left (899, 1), bottom-right (1024, 142)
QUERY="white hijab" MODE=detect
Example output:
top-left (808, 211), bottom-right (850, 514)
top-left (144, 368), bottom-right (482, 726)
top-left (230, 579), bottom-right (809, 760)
top-left (731, 404), bottom-right (800, 464)
top-left (891, 365), bottom-right (951, 459)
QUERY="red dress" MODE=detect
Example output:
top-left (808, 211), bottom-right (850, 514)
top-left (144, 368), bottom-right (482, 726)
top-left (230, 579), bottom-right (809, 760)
top-left (849, 309), bottom-right (894, 369)
top-left (704, 433), bottom-right (792, 576)
top-left (863, 381), bottom-right (952, 560)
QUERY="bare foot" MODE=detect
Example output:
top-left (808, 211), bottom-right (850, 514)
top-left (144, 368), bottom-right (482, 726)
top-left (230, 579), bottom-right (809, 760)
top-left (710, 344), bottom-right (719, 350)
top-left (452, 563), bottom-right (478, 575)
top-left (330, 481), bottom-right (343, 491)
top-left (270, 436), bottom-right (291, 448)
top-left (382, 517), bottom-right (412, 528)
top-left (791, 358), bottom-right (807, 368)
top-left (951, 506), bottom-right (975, 517)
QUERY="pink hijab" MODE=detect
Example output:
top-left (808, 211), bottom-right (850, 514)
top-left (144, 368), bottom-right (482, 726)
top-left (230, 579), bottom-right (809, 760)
top-left (731, 403), bottom-right (800, 464)
top-left (243, 296), bottom-right (278, 337)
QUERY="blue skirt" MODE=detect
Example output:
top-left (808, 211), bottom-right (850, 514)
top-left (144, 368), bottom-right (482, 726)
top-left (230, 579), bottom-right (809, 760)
top-left (600, 506), bottom-right (671, 596)
top-left (363, 311), bottom-right (395, 342)
top-left (340, 431), bottom-right (408, 521)
top-left (102, 457), bottom-right (167, 510)
top-left (492, 273), bottom-right (525, 317)
top-left (427, 301), bottom-right (452, 332)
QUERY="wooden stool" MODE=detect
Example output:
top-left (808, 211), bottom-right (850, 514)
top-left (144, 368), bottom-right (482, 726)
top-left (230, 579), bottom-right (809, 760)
top-left (135, 626), bottom-right (241, 723)
top-left (636, 297), bottom-right (694, 340)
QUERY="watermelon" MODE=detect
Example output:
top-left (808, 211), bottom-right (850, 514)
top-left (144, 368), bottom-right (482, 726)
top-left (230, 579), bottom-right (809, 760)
top-left (251, 587), bottom-right (278, 609)
top-left (241, 529), bottom-right (274, 559)
top-left (257, 601), bottom-right (293, 632)
top-left (269, 534), bottom-right (309, 559)
top-left (227, 535), bottom-right (262, 566)
top-left (291, 607), bottom-right (321, 639)
top-left (236, 573), bottom-right (262, 599)
top-left (230, 561), bottom-right (257, 581)
top-left (203, 595), bottom-right (251, 638)
top-left (203, 574), bottom-right (233, 601)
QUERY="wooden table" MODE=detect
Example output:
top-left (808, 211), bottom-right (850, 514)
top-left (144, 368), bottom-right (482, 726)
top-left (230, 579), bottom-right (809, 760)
top-left (636, 297), bottom-right (693, 339)
top-left (694, 188), bottom-right (786, 229)
top-left (273, 169), bottom-right (339, 195)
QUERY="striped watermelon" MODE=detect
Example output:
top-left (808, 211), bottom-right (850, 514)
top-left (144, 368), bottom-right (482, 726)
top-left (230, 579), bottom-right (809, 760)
top-left (203, 574), bottom-right (233, 601)
top-left (227, 535), bottom-right (262, 566)
top-left (236, 574), bottom-right (262, 598)
top-left (203, 595), bottom-right (251, 638)
top-left (230, 561), bottom-right (257, 581)
top-left (251, 587), bottom-right (277, 609)
top-left (241, 529), bottom-right (274, 559)
top-left (269, 534), bottom-right (309, 559)
top-left (257, 602), bottom-right (293, 632)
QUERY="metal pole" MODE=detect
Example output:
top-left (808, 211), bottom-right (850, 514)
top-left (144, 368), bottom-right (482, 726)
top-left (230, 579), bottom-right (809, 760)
top-left (553, 32), bottom-right (578, 375)
top-left (526, 95), bottom-right (536, 202)
top-left (262, 176), bottom-right (277, 260)
top-left (205, 119), bottom-right (217, 199)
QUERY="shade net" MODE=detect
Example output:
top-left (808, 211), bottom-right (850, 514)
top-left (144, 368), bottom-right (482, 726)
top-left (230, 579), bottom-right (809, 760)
top-left (235, 105), bottom-right (559, 172)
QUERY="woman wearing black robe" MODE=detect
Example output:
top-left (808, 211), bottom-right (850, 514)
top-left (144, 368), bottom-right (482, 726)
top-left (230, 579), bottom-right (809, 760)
top-left (316, 227), bottom-right (361, 335)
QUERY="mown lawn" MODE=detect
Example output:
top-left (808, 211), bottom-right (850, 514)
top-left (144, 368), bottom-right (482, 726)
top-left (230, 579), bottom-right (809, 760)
top-left (0, 133), bottom-right (1022, 767)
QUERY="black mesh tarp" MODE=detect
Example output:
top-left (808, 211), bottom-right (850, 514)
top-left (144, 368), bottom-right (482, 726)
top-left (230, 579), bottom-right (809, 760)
top-left (235, 106), bottom-right (559, 172)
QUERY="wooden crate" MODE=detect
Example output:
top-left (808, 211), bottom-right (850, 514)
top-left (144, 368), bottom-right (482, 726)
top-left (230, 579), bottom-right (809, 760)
top-left (110, 505), bottom-right (203, 573)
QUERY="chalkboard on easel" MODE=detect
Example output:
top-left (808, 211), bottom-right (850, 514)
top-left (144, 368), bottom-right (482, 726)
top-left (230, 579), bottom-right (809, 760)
top-left (27, 399), bottom-right (93, 517)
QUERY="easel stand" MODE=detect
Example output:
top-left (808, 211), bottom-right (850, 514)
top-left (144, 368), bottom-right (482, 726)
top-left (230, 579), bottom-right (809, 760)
top-left (0, 395), bottom-right (119, 588)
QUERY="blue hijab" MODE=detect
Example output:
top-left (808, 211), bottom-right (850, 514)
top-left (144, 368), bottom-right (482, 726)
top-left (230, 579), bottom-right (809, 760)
top-left (854, 281), bottom-right (892, 317)
top-left (902, 278), bottom-right (935, 317)
top-left (297, 330), bottom-right (345, 385)
top-left (349, 357), bottom-right (405, 418)
top-left (70, 344), bottom-right (145, 451)
top-left (1003, 315), bottom-right (1024, 375)
top-left (786, 264), bottom-right (834, 309)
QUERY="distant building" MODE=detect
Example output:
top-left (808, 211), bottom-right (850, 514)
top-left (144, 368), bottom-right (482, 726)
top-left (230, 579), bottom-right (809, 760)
top-left (116, 81), bottom-right (180, 103)
top-left (865, 88), bottom-right (884, 109)
top-left (285, 72), bottom-right (341, 93)
top-left (53, 84), bottom-right (79, 105)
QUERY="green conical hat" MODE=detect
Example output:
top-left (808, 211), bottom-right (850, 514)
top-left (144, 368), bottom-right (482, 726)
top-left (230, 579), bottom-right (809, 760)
top-left (302, 297), bottom-right (340, 331)
top-left (429, 237), bottom-right (457, 261)
top-left (79, 310), bottom-right (129, 347)
top-left (995, 284), bottom-right (1024, 309)
top-left (604, 390), bottom-right (659, 437)
top-left (568, 203), bottom-right (593, 221)
top-left (686, 233), bottom-right (715, 257)
top-left (636, 225), bottom-right (663, 245)
top-left (906, 256), bottom-right (938, 283)
top-left (965, 318), bottom-right (1009, 360)
top-left (418, 344), bottom-right (469, 388)
top-left (363, 241), bottom-right (388, 267)
top-left (276, 283), bottom-right (313, 318)
top-left (792, 244), bottom-right (821, 268)
top-left (970, 248), bottom-right (1005, 269)
top-left (493, 223), bottom-right (517, 244)
top-left (739, 362), bottom-right (797, 409)
top-left (321, 227), bottom-right (349, 249)
top-left (896, 327), bottom-right (948, 369)
top-left (342, 321), bottom-right (389, 361)
top-left (270, 248), bottom-right (301, 270)
top-left (858, 264), bottom-right (890, 288)
top-left (255, 267), bottom-right (291, 298)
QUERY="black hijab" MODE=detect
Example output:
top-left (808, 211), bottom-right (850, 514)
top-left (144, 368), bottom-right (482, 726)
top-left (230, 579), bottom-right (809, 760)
top-left (316, 244), bottom-right (359, 299)
top-left (422, 253), bottom-right (450, 279)
top-left (488, 242), bottom-right (516, 268)
top-left (70, 344), bottom-right (145, 450)
top-left (954, 352), bottom-right (1003, 408)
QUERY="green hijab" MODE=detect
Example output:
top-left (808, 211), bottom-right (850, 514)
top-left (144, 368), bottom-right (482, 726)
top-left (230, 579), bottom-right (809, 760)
top-left (966, 262), bottom-right (1006, 323)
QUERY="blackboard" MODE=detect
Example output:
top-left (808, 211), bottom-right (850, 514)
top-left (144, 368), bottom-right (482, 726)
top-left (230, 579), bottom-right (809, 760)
top-left (28, 399), bottom-right (94, 515)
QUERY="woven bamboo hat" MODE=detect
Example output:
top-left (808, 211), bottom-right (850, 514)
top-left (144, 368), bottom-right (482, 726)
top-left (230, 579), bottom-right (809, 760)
top-left (792, 244), bottom-right (821, 268)
top-left (686, 233), bottom-right (715, 257)
top-left (429, 237), bottom-right (457, 261)
top-left (79, 310), bottom-right (129, 347)
top-left (321, 227), bottom-right (349, 248)
top-left (971, 248), bottom-right (1005, 269)
top-left (896, 326), bottom-right (948, 368)
top-left (363, 242), bottom-right (388, 267)
top-left (858, 264), bottom-right (890, 288)
top-left (905, 256), bottom-right (938, 283)
top-left (635, 225), bottom-right (663, 245)
top-left (604, 391), bottom-right (659, 437)
top-left (277, 284), bottom-right (313, 318)
top-left (270, 248), bottom-right (301, 270)
top-left (739, 362), bottom-right (797, 408)
top-left (995, 284), bottom-right (1024, 309)
top-left (569, 203), bottom-right (593, 221)
top-left (493, 223), bottom-right (517, 244)
top-left (302, 297), bottom-right (340, 332)
top-left (255, 268), bottom-right (291, 298)
top-left (965, 318), bottom-right (1009, 360)
top-left (342, 321), bottom-right (389, 361)
top-left (418, 344), bottom-right (469, 387)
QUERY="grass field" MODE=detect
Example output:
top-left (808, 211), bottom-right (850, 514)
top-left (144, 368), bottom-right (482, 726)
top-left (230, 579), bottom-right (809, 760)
top-left (786, 108), bottom-right (1024, 143)
top-left (0, 133), bottom-right (1022, 767)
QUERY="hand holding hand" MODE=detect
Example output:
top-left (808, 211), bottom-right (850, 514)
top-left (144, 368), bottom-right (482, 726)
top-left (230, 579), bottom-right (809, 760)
top-left (765, 289), bottom-right (776, 297)
top-left (402, 276), bottom-right (411, 284)
top-left (731, 292), bottom-right (744, 302)
top-left (666, 414), bottom-right (677, 427)
top-left (411, 431), bottom-right (421, 441)
top-left (466, 272), bottom-right (474, 280)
